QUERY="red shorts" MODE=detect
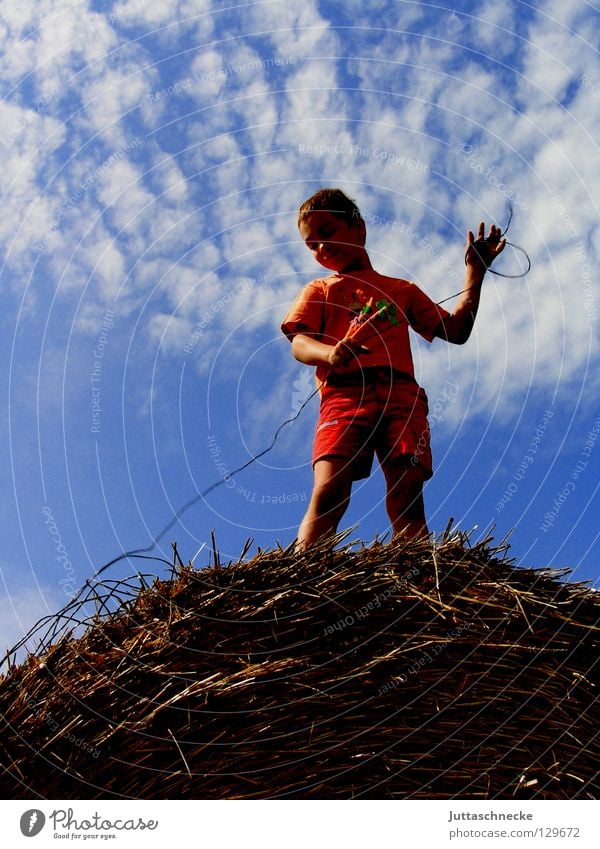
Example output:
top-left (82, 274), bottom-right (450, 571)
top-left (313, 369), bottom-right (432, 481)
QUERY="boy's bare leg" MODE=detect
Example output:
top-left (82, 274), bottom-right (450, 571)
top-left (383, 458), bottom-right (429, 539)
top-left (296, 457), bottom-right (354, 549)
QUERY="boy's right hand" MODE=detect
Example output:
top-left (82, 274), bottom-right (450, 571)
top-left (328, 336), bottom-right (370, 369)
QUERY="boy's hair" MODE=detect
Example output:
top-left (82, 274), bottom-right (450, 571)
top-left (297, 188), bottom-right (362, 227)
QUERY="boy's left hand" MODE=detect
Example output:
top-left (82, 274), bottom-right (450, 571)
top-left (328, 336), bottom-right (370, 369)
top-left (465, 222), bottom-right (506, 272)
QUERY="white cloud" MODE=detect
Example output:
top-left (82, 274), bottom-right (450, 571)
top-left (114, 0), bottom-right (177, 27)
top-left (113, 0), bottom-right (214, 30)
top-left (201, 131), bottom-right (242, 164)
top-left (96, 158), bottom-right (155, 231)
top-left (530, 0), bottom-right (588, 31)
top-left (162, 262), bottom-right (210, 308)
top-left (469, 6), bottom-right (518, 55)
top-left (80, 235), bottom-right (127, 301)
top-left (148, 149), bottom-right (190, 203)
top-left (517, 4), bottom-right (598, 109)
top-left (251, 1), bottom-right (333, 57)
top-left (0, 103), bottom-right (67, 260)
top-left (282, 61), bottom-right (344, 131)
top-left (80, 66), bottom-right (150, 142)
top-left (147, 311), bottom-right (193, 353)
top-left (189, 48), bottom-right (229, 100)
top-left (144, 205), bottom-right (198, 257)
top-left (0, 1), bottom-right (117, 92)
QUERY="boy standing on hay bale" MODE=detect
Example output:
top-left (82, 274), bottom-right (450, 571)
top-left (281, 188), bottom-right (505, 547)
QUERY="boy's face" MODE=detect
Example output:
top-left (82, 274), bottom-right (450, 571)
top-left (298, 211), bottom-right (367, 273)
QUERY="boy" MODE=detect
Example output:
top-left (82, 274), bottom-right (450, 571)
top-left (281, 188), bottom-right (505, 547)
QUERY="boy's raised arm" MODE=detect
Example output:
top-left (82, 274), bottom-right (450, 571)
top-left (434, 222), bottom-right (505, 345)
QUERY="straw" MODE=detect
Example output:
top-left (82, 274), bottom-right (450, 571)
top-left (0, 527), bottom-right (598, 799)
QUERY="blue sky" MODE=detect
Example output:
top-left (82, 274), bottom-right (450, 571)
top-left (1, 0), bottom-right (599, 654)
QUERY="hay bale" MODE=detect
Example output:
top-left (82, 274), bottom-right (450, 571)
top-left (0, 532), bottom-right (598, 799)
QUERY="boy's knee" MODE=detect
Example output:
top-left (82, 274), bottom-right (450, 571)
top-left (310, 472), bottom-right (352, 514)
top-left (385, 457), bottom-right (425, 489)
top-left (313, 479), bottom-right (349, 508)
top-left (400, 489), bottom-right (425, 520)
top-left (384, 460), bottom-right (425, 514)
top-left (404, 466), bottom-right (425, 499)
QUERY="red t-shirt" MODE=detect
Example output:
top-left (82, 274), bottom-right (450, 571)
top-left (281, 269), bottom-right (450, 383)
